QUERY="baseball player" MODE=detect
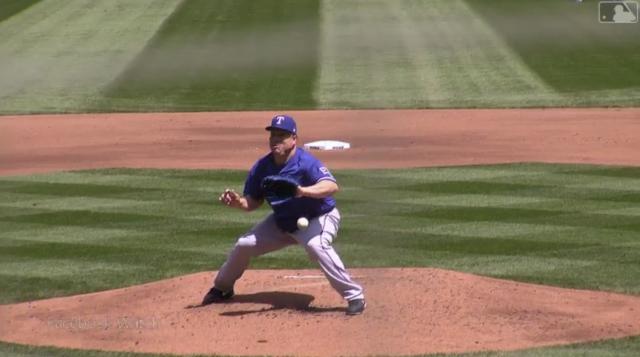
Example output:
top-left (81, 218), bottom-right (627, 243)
top-left (202, 114), bottom-right (366, 315)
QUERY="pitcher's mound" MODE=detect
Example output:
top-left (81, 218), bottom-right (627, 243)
top-left (2, 268), bottom-right (640, 356)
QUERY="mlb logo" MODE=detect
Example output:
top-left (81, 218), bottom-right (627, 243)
top-left (599, 1), bottom-right (638, 23)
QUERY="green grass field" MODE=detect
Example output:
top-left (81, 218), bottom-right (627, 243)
top-left (1, 0), bottom-right (639, 113)
top-left (2, 0), bottom-right (640, 355)
top-left (1, 164), bottom-right (640, 356)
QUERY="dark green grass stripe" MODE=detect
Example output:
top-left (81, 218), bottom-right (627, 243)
top-left (0, 180), bottom-right (162, 198)
top-left (0, 241), bottom-right (174, 262)
top-left (0, 0), bottom-right (40, 23)
top-left (396, 179), bottom-right (640, 203)
top-left (84, 168), bottom-right (247, 182)
top-left (400, 206), bottom-right (640, 231)
top-left (356, 231), bottom-right (588, 256)
top-left (0, 274), bottom-right (100, 304)
top-left (557, 165), bottom-right (640, 179)
top-left (400, 181), bottom-right (551, 194)
top-left (0, 206), bottom-right (52, 218)
top-left (102, 0), bottom-right (320, 111)
top-left (0, 210), bottom-right (165, 228)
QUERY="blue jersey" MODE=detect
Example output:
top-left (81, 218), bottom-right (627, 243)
top-left (244, 147), bottom-right (337, 232)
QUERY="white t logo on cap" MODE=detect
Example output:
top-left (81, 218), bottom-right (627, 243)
top-left (276, 116), bottom-right (285, 124)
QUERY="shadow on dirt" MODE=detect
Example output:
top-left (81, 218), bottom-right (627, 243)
top-left (185, 291), bottom-right (345, 315)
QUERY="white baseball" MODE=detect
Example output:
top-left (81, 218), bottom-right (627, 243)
top-left (297, 217), bottom-right (309, 230)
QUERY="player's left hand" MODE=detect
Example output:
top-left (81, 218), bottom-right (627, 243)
top-left (261, 175), bottom-right (300, 199)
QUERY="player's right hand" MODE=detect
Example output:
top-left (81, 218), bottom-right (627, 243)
top-left (219, 188), bottom-right (240, 207)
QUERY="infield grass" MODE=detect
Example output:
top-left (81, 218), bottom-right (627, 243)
top-left (1, 164), bottom-right (640, 355)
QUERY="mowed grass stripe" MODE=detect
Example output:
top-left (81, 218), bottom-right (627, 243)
top-left (101, 0), bottom-right (320, 112)
top-left (0, 0), bottom-right (182, 114)
top-left (0, 0), bottom-right (41, 23)
top-left (315, 0), bottom-right (557, 109)
top-left (4, 226), bottom-right (135, 244)
top-left (0, 259), bottom-right (143, 278)
top-left (0, 197), bottom-right (153, 211)
top-left (464, 0), bottom-right (640, 107)
top-left (1, 165), bottom-right (640, 356)
top-left (466, 0), bottom-right (640, 93)
top-left (0, 163), bottom-right (639, 307)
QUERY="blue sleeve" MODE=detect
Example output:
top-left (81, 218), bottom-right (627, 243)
top-left (307, 157), bottom-right (336, 184)
top-left (243, 161), bottom-right (264, 200)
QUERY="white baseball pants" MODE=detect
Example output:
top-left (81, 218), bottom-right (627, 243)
top-left (214, 208), bottom-right (364, 301)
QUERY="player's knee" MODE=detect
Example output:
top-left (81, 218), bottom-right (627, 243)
top-left (304, 245), bottom-right (321, 261)
top-left (304, 237), bottom-right (330, 259)
top-left (234, 236), bottom-right (258, 254)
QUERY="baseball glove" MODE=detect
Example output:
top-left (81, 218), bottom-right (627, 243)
top-left (261, 175), bottom-right (300, 199)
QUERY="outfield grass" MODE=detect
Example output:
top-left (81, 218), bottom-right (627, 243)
top-left (316, 0), bottom-right (640, 108)
top-left (1, 0), bottom-right (639, 113)
top-left (100, 0), bottom-right (320, 112)
top-left (0, 0), bottom-right (41, 24)
top-left (1, 164), bottom-right (640, 355)
top-left (315, 0), bottom-right (557, 108)
top-left (466, 0), bottom-right (640, 93)
top-left (0, 0), bottom-right (183, 114)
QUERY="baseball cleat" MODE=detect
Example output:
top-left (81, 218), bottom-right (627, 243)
top-left (346, 299), bottom-right (366, 315)
top-left (201, 287), bottom-right (234, 305)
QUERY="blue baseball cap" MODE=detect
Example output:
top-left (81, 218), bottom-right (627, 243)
top-left (265, 114), bottom-right (297, 135)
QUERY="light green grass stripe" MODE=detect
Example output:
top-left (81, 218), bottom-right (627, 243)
top-left (0, 259), bottom-right (143, 278)
top-left (315, 0), bottom-right (558, 108)
top-left (343, 167), bottom-right (556, 182)
top-left (392, 221), bottom-right (571, 238)
top-left (0, 172), bottom-right (239, 192)
top-left (0, 0), bottom-right (181, 114)
top-left (396, 194), bottom-right (552, 207)
top-left (0, 173), bottom-right (156, 185)
top-left (596, 207), bottom-right (640, 217)
top-left (569, 178), bottom-right (640, 191)
top-left (448, 255), bottom-right (596, 276)
top-left (3, 227), bottom-right (135, 244)
top-left (560, 86), bottom-right (640, 107)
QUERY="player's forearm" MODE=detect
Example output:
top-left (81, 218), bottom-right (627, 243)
top-left (236, 196), bottom-right (261, 212)
top-left (298, 180), bottom-right (339, 199)
top-left (221, 191), bottom-right (261, 212)
top-left (229, 197), bottom-right (249, 211)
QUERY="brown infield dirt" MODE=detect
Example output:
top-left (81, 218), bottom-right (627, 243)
top-left (1, 108), bottom-right (640, 356)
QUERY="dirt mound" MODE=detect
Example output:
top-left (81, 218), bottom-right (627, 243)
top-left (2, 268), bottom-right (640, 356)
